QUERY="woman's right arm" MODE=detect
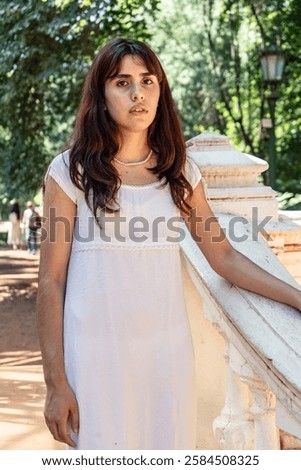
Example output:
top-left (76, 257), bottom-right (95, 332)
top-left (36, 175), bottom-right (78, 447)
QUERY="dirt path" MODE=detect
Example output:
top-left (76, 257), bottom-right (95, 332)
top-left (0, 247), bottom-right (64, 450)
top-left (0, 248), bottom-right (40, 365)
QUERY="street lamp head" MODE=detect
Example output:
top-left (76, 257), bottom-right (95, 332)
top-left (260, 45), bottom-right (286, 84)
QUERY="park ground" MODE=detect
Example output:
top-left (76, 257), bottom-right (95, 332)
top-left (0, 247), bottom-right (64, 450)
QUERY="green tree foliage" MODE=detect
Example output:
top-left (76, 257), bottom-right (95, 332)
top-left (0, 0), bottom-right (159, 205)
top-left (152, 0), bottom-right (301, 197)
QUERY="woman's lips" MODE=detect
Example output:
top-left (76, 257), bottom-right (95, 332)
top-left (129, 106), bottom-right (148, 114)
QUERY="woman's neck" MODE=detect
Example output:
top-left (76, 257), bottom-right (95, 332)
top-left (116, 132), bottom-right (150, 162)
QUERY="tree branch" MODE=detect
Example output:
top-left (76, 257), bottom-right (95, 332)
top-left (248, 0), bottom-right (266, 45)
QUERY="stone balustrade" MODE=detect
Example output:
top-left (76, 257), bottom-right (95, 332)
top-left (181, 133), bottom-right (301, 450)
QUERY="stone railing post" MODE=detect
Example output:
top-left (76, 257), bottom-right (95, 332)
top-left (242, 375), bottom-right (280, 449)
top-left (213, 343), bottom-right (254, 449)
top-left (213, 341), bottom-right (280, 450)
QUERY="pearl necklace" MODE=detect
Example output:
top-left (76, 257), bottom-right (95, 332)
top-left (114, 150), bottom-right (153, 167)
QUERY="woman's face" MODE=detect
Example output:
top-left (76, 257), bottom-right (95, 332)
top-left (104, 55), bottom-right (160, 136)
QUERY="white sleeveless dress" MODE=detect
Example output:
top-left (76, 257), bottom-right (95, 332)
top-left (47, 151), bottom-right (202, 450)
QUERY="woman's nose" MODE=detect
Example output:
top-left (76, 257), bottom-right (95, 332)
top-left (131, 84), bottom-right (144, 101)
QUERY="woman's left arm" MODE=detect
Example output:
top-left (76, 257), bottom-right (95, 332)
top-left (182, 180), bottom-right (301, 312)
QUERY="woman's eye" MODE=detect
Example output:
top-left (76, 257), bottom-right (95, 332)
top-left (115, 77), bottom-right (155, 87)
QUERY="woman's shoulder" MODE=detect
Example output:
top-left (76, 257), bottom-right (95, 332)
top-left (49, 149), bottom-right (71, 171)
top-left (184, 155), bottom-right (202, 190)
top-left (46, 149), bottom-right (80, 204)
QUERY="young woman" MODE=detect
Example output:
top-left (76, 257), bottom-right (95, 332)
top-left (36, 38), bottom-right (301, 451)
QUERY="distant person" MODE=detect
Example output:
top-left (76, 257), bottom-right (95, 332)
top-left (7, 202), bottom-right (21, 250)
top-left (22, 201), bottom-right (41, 255)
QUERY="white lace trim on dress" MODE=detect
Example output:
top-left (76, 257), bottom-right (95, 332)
top-left (72, 243), bottom-right (180, 252)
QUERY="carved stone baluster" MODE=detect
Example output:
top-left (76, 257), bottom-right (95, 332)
top-left (243, 375), bottom-right (280, 449)
top-left (213, 342), bottom-right (254, 449)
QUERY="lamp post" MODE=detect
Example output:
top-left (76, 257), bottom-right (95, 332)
top-left (260, 45), bottom-right (285, 189)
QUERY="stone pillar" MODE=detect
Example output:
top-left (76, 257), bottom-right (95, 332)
top-left (186, 132), bottom-right (278, 221)
top-left (186, 132), bottom-right (301, 278)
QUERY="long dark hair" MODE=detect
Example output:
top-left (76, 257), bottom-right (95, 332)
top-left (69, 38), bottom-right (193, 221)
top-left (9, 202), bottom-right (20, 220)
